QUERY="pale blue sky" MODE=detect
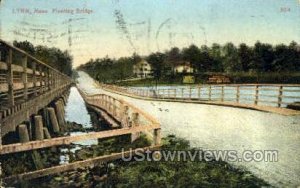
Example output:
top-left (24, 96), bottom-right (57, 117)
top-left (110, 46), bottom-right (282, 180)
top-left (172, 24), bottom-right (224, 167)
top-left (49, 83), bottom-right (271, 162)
top-left (0, 0), bottom-right (299, 67)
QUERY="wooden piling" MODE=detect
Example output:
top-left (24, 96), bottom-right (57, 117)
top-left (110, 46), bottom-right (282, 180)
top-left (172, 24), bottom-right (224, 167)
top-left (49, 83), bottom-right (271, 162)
top-left (55, 101), bottom-right (65, 127)
top-left (61, 95), bottom-right (67, 105)
top-left (57, 99), bottom-right (65, 118)
top-left (60, 99), bottom-right (66, 117)
top-left (34, 116), bottom-right (44, 140)
top-left (153, 128), bottom-right (161, 145)
top-left (47, 108), bottom-right (60, 133)
top-left (27, 121), bottom-right (33, 141)
top-left (18, 124), bottom-right (30, 143)
top-left (42, 108), bottom-right (50, 128)
top-left (43, 127), bottom-right (51, 139)
top-left (131, 112), bottom-right (140, 142)
top-left (121, 105), bottom-right (130, 128)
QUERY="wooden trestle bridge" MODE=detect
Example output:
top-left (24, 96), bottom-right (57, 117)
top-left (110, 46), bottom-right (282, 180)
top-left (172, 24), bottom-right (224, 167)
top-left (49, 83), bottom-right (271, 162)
top-left (0, 40), bottom-right (161, 184)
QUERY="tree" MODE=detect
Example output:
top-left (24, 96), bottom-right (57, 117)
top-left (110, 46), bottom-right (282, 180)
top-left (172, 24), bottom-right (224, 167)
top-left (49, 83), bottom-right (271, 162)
top-left (199, 45), bottom-right (213, 72)
top-left (182, 45), bottom-right (201, 72)
top-left (238, 43), bottom-right (253, 72)
top-left (166, 47), bottom-right (182, 64)
top-left (13, 41), bottom-right (73, 76)
top-left (288, 41), bottom-right (300, 72)
top-left (132, 52), bottom-right (142, 64)
top-left (210, 43), bottom-right (223, 72)
top-left (272, 42), bottom-right (300, 72)
top-left (251, 41), bottom-right (274, 72)
top-left (13, 40), bottom-right (35, 55)
top-left (222, 43), bottom-right (241, 72)
top-left (147, 52), bottom-right (166, 84)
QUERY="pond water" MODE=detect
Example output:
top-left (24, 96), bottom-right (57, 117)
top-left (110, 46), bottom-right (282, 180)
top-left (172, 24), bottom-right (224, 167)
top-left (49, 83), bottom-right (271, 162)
top-left (76, 71), bottom-right (300, 187)
top-left (65, 87), bottom-right (93, 128)
top-left (60, 86), bottom-right (99, 164)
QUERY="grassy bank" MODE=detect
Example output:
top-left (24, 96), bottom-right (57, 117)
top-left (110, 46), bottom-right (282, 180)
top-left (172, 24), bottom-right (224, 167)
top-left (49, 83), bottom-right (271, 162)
top-left (22, 135), bottom-right (268, 188)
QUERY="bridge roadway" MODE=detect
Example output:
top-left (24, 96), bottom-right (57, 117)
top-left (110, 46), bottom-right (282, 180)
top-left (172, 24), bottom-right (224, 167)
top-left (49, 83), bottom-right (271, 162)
top-left (77, 71), bottom-right (300, 187)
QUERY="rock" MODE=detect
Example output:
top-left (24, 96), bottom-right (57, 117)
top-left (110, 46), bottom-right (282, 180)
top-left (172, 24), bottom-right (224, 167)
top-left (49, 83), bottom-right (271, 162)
top-left (54, 176), bottom-right (63, 181)
top-left (93, 174), bottom-right (108, 182)
top-left (93, 175), bottom-right (102, 182)
top-left (99, 174), bottom-right (108, 181)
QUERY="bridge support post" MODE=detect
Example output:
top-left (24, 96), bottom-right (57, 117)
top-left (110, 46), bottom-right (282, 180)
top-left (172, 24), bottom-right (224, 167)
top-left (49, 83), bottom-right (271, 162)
top-left (131, 112), bottom-right (140, 142)
top-left (22, 55), bottom-right (28, 100)
top-left (18, 124), bottom-right (30, 143)
top-left (153, 128), bottom-right (161, 145)
top-left (278, 86), bottom-right (283, 107)
top-left (55, 101), bottom-right (65, 128)
top-left (221, 86), bottom-right (224, 102)
top-left (61, 95), bottom-right (67, 105)
top-left (39, 66), bottom-right (44, 94)
top-left (43, 127), bottom-right (51, 139)
top-left (121, 105), bottom-right (129, 127)
top-left (34, 116), bottom-right (44, 140)
top-left (47, 108), bottom-right (60, 133)
top-left (58, 99), bottom-right (65, 118)
top-left (6, 48), bottom-right (14, 106)
top-left (255, 85), bottom-right (259, 105)
top-left (32, 61), bottom-right (38, 97)
top-left (236, 86), bottom-right (240, 103)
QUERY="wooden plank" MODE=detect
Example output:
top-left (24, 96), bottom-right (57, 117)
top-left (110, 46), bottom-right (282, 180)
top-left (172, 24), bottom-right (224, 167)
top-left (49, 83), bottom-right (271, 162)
top-left (4, 145), bottom-right (161, 183)
top-left (0, 124), bottom-right (160, 154)
top-left (0, 61), bottom-right (33, 74)
top-left (0, 61), bottom-right (7, 70)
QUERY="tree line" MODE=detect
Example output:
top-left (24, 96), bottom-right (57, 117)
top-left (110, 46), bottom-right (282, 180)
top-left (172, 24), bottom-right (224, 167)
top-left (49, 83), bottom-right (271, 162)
top-left (149, 41), bottom-right (299, 79)
top-left (12, 40), bottom-right (73, 76)
top-left (79, 41), bottom-right (299, 83)
top-left (78, 54), bottom-right (141, 83)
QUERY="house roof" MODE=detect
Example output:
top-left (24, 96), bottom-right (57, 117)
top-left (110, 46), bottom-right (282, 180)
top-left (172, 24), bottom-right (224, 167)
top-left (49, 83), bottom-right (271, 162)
top-left (172, 60), bottom-right (192, 66)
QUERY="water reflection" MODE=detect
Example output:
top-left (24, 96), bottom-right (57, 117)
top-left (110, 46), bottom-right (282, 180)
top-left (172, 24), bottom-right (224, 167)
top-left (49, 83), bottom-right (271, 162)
top-left (65, 87), bottom-right (92, 128)
top-left (60, 86), bottom-right (99, 164)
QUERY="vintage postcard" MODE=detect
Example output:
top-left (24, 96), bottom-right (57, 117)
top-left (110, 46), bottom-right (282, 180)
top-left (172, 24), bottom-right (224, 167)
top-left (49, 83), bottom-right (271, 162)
top-left (0, 0), bottom-right (299, 187)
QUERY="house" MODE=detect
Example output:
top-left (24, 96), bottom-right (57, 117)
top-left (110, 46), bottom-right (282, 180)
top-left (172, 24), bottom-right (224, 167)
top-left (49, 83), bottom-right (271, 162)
top-left (133, 59), bottom-right (153, 78)
top-left (173, 61), bottom-right (194, 74)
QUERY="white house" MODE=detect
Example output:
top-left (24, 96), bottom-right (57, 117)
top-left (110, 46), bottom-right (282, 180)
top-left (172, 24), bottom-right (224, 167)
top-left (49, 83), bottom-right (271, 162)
top-left (173, 61), bottom-right (194, 74)
top-left (133, 59), bottom-right (153, 78)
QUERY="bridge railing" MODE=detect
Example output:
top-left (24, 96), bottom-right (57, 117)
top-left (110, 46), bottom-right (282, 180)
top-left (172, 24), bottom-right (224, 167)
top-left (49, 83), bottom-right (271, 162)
top-left (97, 83), bottom-right (300, 108)
top-left (80, 91), bottom-right (161, 144)
top-left (0, 40), bottom-right (72, 108)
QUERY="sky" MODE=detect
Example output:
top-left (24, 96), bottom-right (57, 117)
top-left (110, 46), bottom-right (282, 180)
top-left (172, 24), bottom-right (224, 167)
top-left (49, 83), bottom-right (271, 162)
top-left (0, 0), bottom-right (299, 67)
